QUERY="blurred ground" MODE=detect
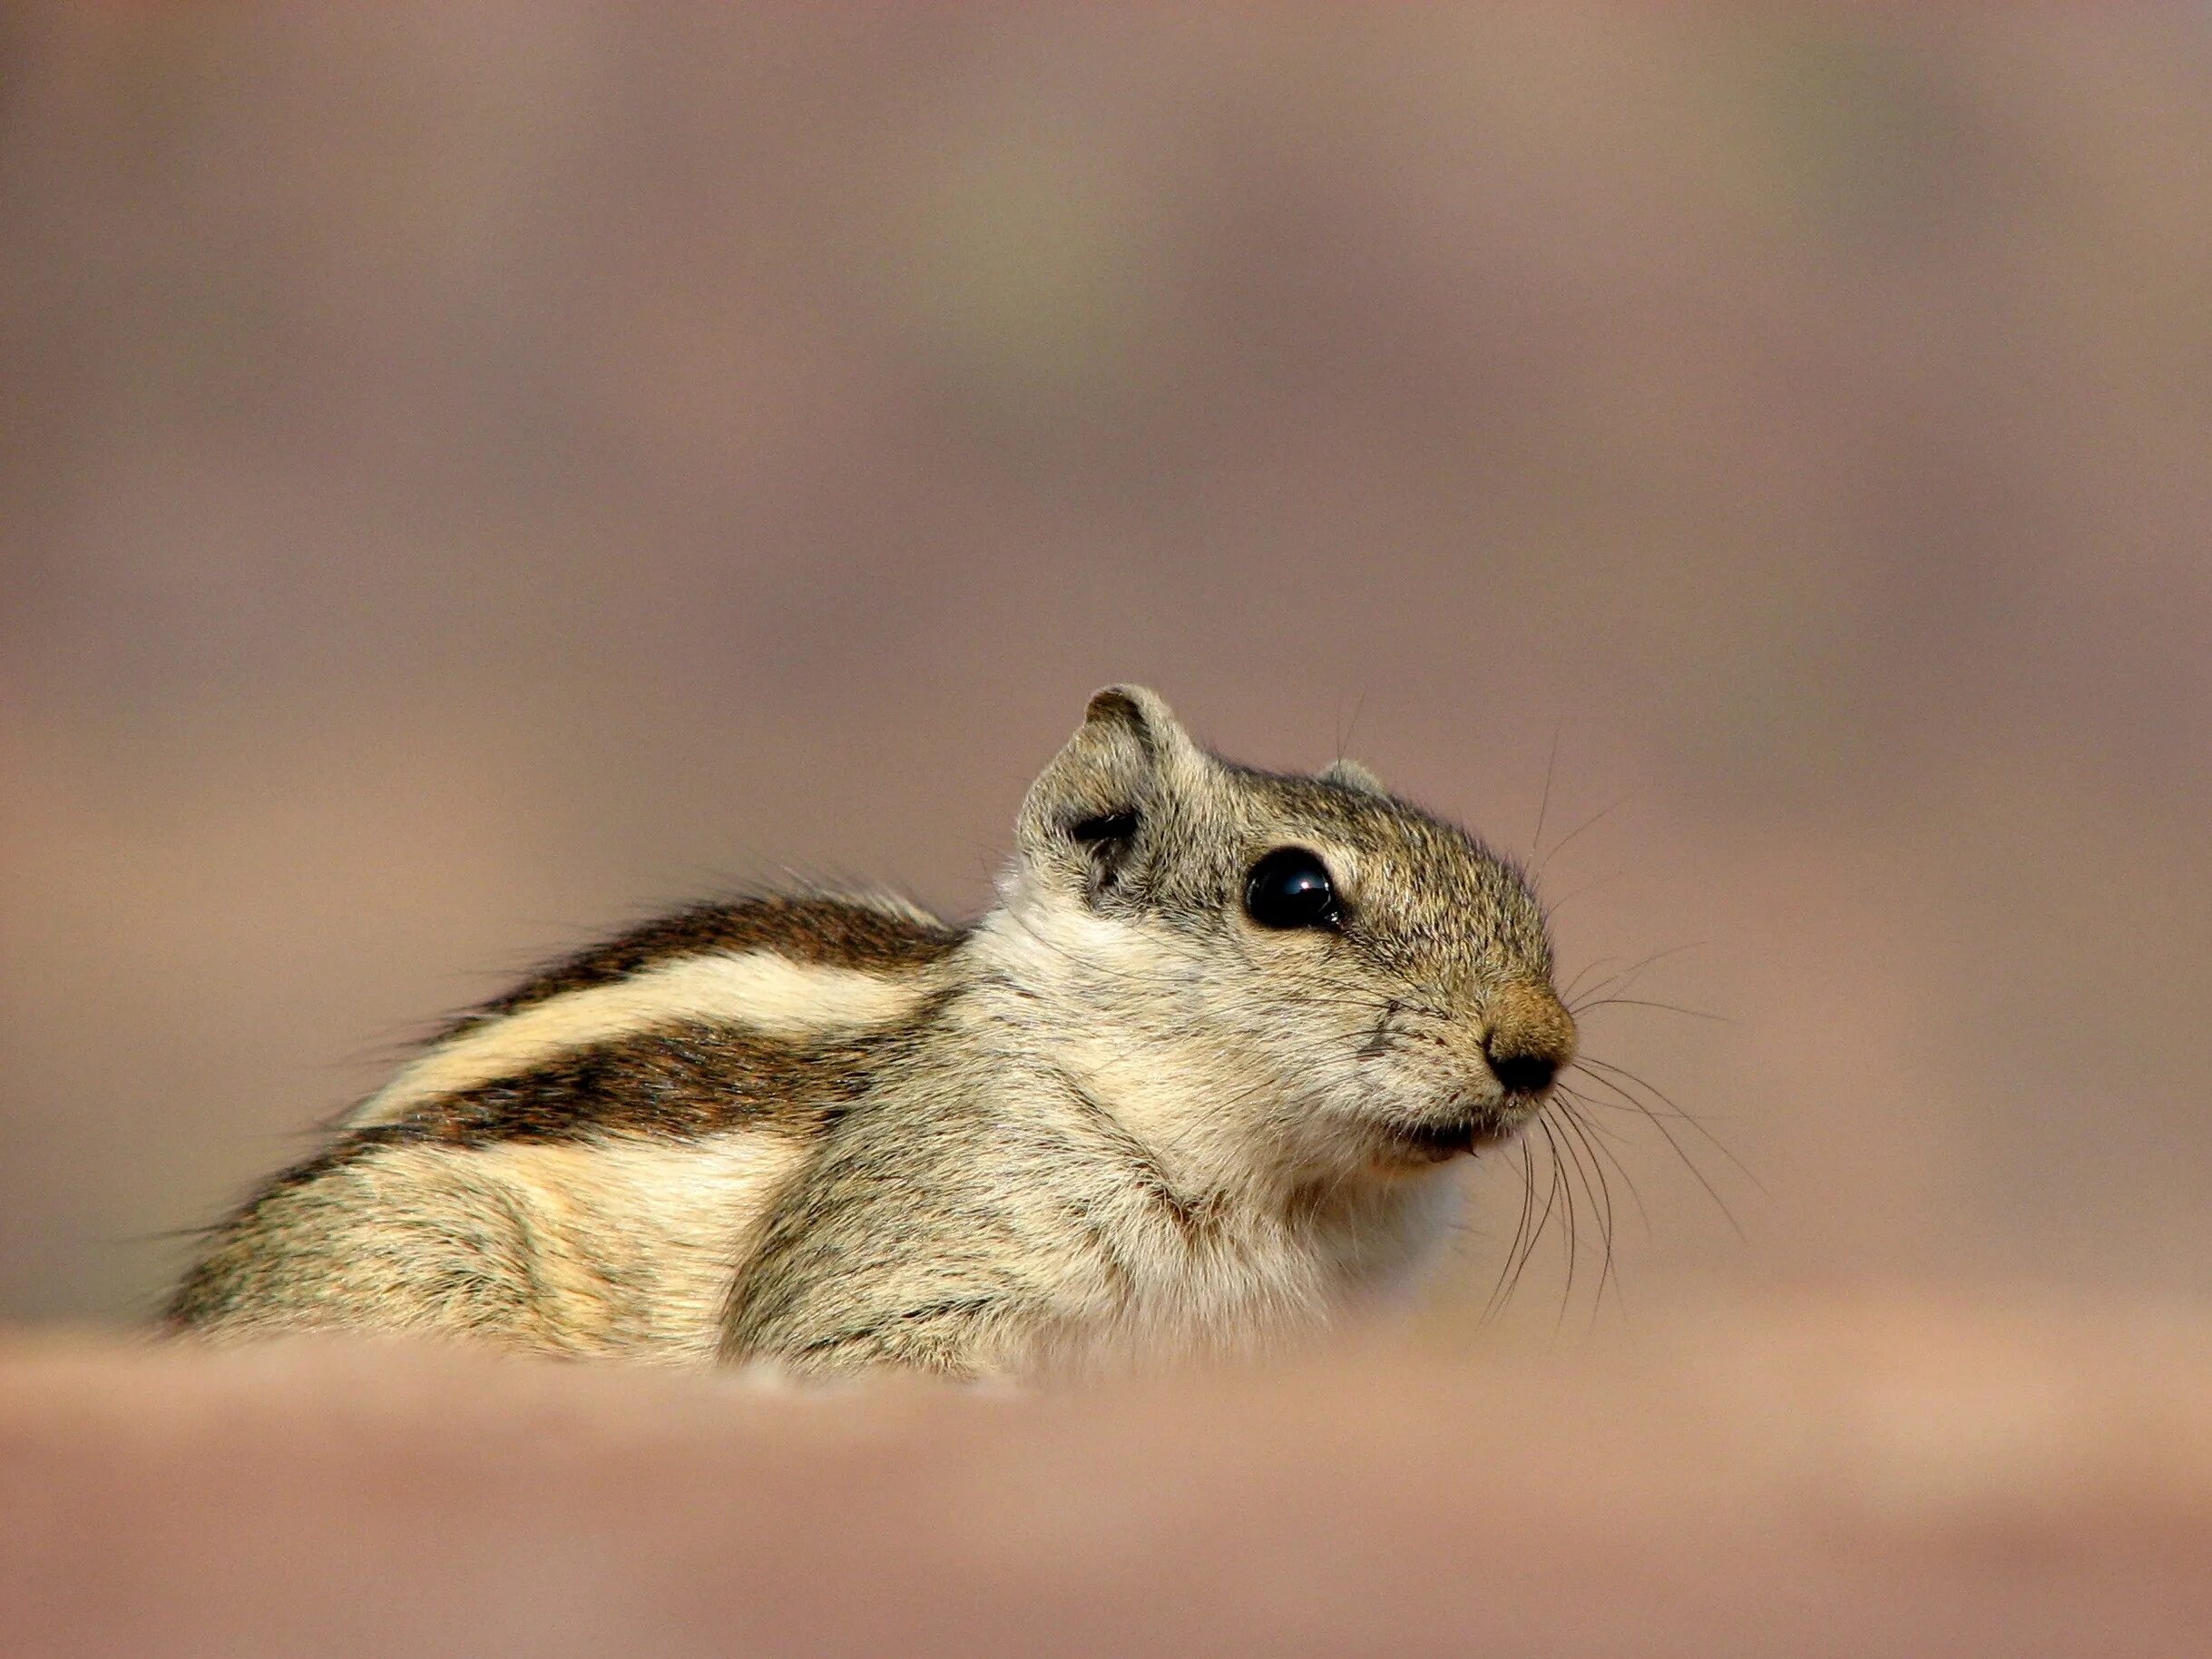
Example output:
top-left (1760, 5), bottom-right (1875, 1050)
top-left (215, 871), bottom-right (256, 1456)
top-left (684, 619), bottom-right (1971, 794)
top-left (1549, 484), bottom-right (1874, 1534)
top-left (7, 1296), bottom-right (2212, 1656)
top-left (3, 7), bottom-right (2210, 1350)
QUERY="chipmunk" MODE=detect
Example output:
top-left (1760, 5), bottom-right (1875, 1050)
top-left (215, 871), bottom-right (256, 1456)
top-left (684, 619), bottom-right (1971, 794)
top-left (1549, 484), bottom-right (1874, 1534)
top-left (168, 686), bottom-right (1577, 1380)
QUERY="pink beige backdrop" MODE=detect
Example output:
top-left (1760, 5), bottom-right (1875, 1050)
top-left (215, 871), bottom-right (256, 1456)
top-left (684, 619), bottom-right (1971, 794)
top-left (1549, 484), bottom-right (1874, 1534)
top-left (4, 8), bottom-right (2209, 1342)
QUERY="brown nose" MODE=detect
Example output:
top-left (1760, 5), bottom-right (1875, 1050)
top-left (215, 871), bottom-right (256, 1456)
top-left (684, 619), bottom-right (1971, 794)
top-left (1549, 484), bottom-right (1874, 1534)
top-left (1483, 983), bottom-right (1577, 1097)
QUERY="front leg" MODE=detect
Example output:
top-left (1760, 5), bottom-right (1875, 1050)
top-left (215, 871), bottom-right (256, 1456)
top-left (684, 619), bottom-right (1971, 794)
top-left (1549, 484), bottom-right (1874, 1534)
top-left (718, 1135), bottom-right (1060, 1380)
top-left (735, 1288), bottom-right (1042, 1381)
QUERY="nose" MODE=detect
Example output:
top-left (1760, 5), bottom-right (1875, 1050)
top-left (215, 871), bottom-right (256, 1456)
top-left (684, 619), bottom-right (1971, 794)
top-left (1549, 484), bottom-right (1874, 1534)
top-left (1486, 1047), bottom-right (1559, 1096)
top-left (1483, 984), bottom-right (1577, 1099)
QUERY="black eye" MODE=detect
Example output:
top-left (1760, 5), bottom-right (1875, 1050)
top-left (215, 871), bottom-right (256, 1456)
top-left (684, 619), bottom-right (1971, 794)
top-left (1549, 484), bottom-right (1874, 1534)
top-left (1243, 848), bottom-right (1343, 931)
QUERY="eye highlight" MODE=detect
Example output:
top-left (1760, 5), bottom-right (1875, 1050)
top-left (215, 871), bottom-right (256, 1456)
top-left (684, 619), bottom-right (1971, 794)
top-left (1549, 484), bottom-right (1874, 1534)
top-left (1243, 847), bottom-right (1344, 931)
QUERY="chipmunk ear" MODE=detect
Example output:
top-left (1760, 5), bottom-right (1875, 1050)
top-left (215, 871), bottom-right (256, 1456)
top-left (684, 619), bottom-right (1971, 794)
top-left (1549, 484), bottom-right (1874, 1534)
top-left (1319, 757), bottom-right (1387, 797)
top-left (1013, 685), bottom-right (1209, 898)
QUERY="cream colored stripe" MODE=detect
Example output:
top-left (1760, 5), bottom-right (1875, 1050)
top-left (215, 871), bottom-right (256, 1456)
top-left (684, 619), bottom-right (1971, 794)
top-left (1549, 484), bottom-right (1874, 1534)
top-left (349, 950), bottom-right (928, 1127)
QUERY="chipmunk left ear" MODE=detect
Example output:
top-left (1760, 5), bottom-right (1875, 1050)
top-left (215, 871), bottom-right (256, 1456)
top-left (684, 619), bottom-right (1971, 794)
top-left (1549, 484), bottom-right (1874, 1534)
top-left (1319, 757), bottom-right (1387, 797)
top-left (1013, 685), bottom-right (1210, 902)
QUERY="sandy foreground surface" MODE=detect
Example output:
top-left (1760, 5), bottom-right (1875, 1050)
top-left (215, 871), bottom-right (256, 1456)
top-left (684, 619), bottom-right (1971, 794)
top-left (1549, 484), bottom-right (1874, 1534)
top-left (4, 1293), bottom-right (2208, 1657)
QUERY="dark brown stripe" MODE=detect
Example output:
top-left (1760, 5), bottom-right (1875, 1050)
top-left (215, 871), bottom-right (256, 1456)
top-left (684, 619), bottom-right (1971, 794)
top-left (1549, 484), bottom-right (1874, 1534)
top-left (385, 1016), bottom-right (920, 1145)
top-left (443, 894), bottom-right (966, 1037)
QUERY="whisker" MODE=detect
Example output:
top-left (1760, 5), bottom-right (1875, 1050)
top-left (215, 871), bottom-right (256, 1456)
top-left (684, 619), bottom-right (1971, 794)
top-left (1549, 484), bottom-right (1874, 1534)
top-left (1569, 996), bottom-right (1730, 1025)
top-left (1563, 942), bottom-right (1708, 1009)
top-left (1526, 1133), bottom-right (1565, 1318)
top-left (1549, 1114), bottom-right (1600, 1330)
top-left (1569, 1062), bottom-right (1748, 1237)
top-left (1533, 787), bottom-right (1640, 879)
top-left (1555, 1085), bottom-right (1699, 1125)
top-left (1558, 954), bottom-right (1622, 1006)
top-left (1557, 1105), bottom-right (1628, 1327)
top-left (1542, 870), bottom-right (1625, 919)
top-left (1530, 717), bottom-right (1564, 861)
top-left (1540, 1117), bottom-right (1580, 1334)
top-left (1481, 1135), bottom-right (1541, 1327)
top-left (1552, 1113), bottom-right (1611, 1326)
top-left (1551, 1100), bottom-right (1623, 1321)
top-left (1489, 1132), bottom-right (1559, 1327)
top-left (1576, 1055), bottom-right (1766, 1193)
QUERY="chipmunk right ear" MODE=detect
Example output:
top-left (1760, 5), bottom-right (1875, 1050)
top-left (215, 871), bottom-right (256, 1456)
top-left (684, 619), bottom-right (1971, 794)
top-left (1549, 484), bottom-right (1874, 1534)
top-left (1319, 757), bottom-right (1387, 797)
top-left (1013, 686), bottom-right (1208, 894)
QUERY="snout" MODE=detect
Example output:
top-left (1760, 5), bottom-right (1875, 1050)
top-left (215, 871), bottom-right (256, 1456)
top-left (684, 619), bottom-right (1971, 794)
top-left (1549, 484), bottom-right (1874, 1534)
top-left (1482, 982), bottom-right (1577, 1100)
top-left (1369, 982), bottom-right (1581, 1167)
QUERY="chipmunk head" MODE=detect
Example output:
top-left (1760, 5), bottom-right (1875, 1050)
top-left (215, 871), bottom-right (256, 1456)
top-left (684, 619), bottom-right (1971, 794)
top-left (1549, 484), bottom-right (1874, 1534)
top-left (1000, 685), bottom-right (1575, 1184)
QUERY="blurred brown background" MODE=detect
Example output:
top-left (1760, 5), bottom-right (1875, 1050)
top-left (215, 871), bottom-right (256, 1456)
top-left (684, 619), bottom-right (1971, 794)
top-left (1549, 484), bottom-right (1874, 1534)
top-left (3, 7), bottom-right (2208, 1339)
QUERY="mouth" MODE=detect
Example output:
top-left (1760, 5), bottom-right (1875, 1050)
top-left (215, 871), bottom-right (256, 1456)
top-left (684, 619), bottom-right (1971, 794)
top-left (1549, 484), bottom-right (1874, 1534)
top-left (1380, 1109), bottom-right (1527, 1164)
